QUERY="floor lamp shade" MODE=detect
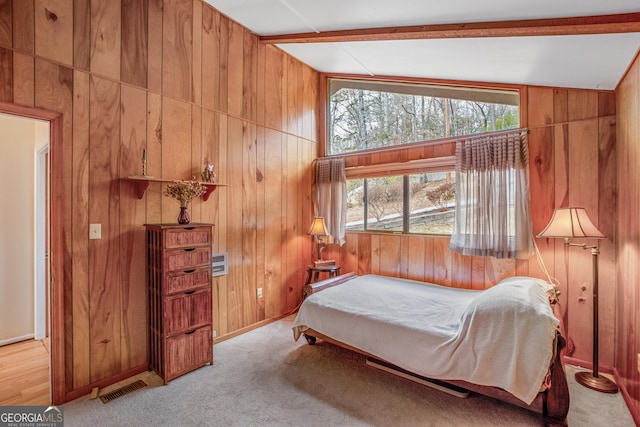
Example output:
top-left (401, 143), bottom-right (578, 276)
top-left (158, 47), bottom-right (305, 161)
top-left (537, 207), bottom-right (605, 240)
top-left (537, 207), bottom-right (617, 393)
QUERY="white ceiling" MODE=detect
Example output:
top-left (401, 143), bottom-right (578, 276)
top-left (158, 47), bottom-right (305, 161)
top-left (204, 0), bottom-right (640, 90)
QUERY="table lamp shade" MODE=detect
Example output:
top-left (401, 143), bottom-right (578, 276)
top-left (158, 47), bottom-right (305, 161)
top-left (537, 207), bottom-right (605, 239)
top-left (308, 216), bottom-right (329, 237)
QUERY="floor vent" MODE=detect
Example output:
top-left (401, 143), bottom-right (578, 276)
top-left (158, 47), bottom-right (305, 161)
top-left (99, 380), bottom-right (147, 403)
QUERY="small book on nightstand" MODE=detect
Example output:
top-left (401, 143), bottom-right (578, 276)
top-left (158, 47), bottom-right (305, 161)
top-left (313, 259), bottom-right (336, 266)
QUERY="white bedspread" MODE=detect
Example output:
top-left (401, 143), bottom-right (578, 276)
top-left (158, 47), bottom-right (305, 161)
top-left (292, 274), bottom-right (559, 405)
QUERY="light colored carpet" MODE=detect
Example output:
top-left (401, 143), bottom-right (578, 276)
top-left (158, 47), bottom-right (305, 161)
top-left (63, 316), bottom-right (634, 426)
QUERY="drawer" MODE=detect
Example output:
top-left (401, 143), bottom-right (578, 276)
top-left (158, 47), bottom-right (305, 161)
top-left (164, 288), bottom-right (212, 335)
top-left (163, 247), bottom-right (211, 272)
top-left (166, 326), bottom-right (213, 379)
top-left (164, 226), bottom-right (211, 249)
top-left (164, 266), bottom-right (211, 294)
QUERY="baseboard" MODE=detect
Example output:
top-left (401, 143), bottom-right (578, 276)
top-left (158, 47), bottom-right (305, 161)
top-left (214, 314), bottom-right (290, 344)
top-left (614, 367), bottom-right (640, 427)
top-left (562, 356), bottom-right (615, 375)
top-left (0, 333), bottom-right (35, 346)
top-left (64, 364), bottom-right (147, 403)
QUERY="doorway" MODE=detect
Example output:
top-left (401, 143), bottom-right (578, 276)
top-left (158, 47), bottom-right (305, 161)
top-left (0, 100), bottom-right (64, 404)
top-left (0, 112), bottom-right (50, 403)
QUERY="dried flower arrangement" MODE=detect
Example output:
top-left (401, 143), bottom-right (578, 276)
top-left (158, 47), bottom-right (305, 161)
top-left (164, 180), bottom-right (207, 208)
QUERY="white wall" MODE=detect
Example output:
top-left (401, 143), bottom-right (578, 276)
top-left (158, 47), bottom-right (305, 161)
top-left (0, 113), bottom-right (49, 344)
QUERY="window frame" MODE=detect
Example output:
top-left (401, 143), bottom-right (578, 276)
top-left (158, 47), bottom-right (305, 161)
top-left (345, 162), bottom-right (457, 236)
top-left (319, 74), bottom-right (525, 236)
top-left (319, 74), bottom-right (525, 159)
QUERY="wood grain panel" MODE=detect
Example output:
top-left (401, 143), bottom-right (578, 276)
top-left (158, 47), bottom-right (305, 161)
top-left (528, 126), bottom-right (555, 281)
top-left (255, 126), bottom-right (265, 321)
top-left (553, 89), bottom-right (568, 124)
top-left (0, 0), bottom-right (11, 47)
top-left (242, 121), bottom-right (257, 325)
top-left (88, 75), bottom-right (121, 381)
top-left (160, 96), bottom-right (191, 223)
top-left (226, 20), bottom-right (243, 118)
top-left (284, 134), bottom-right (301, 309)
top-left (242, 29), bottom-right (257, 122)
top-left (90, 0), bottom-right (121, 80)
top-left (192, 0), bottom-right (201, 105)
top-left (201, 4), bottom-right (219, 110)
top-left (263, 129), bottom-right (286, 318)
top-left (527, 86), bottom-right (553, 126)
top-left (378, 234), bottom-right (401, 277)
top-left (200, 109), bottom-right (219, 226)
top-left (121, 0), bottom-right (148, 88)
top-left (73, 0), bottom-right (90, 69)
top-left (71, 70), bottom-right (90, 389)
top-left (147, 0), bottom-right (162, 93)
top-left (119, 84), bottom-right (147, 371)
top-left (12, 52), bottom-right (34, 106)
top-left (162, 0), bottom-right (192, 102)
top-left (356, 233), bottom-right (371, 275)
top-left (432, 237), bottom-right (451, 285)
top-left (190, 106), bottom-right (203, 220)
top-left (12, 0), bottom-right (34, 53)
top-left (406, 235), bottom-right (425, 281)
top-left (286, 56), bottom-right (299, 135)
top-left (216, 14), bottom-right (228, 113)
top-left (264, 46), bottom-right (282, 130)
top-left (35, 0), bottom-right (73, 66)
top-left (0, 47), bottom-right (12, 101)
top-left (568, 89), bottom-right (598, 122)
top-left (451, 251), bottom-right (471, 288)
top-left (599, 92), bottom-right (616, 117)
top-left (256, 42), bottom-right (265, 126)
top-left (215, 113), bottom-right (228, 335)
top-left (145, 91), bottom-right (162, 223)
top-left (225, 116), bottom-right (243, 330)
top-left (302, 65), bottom-right (317, 142)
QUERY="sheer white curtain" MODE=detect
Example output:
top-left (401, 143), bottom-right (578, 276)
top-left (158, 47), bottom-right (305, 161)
top-left (314, 158), bottom-right (347, 246)
top-left (448, 129), bottom-right (533, 259)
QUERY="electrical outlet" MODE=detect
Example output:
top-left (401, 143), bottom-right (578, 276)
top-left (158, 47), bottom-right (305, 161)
top-left (213, 330), bottom-right (217, 338)
top-left (257, 288), bottom-right (263, 299)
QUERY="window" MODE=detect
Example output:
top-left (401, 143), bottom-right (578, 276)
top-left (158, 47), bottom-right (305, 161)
top-left (328, 79), bottom-right (519, 155)
top-left (346, 170), bottom-right (456, 235)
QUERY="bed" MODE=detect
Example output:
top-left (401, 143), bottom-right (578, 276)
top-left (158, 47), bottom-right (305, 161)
top-left (292, 273), bottom-right (569, 427)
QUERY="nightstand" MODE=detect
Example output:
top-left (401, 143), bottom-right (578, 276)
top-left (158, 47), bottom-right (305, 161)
top-left (304, 264), bottom-right (341, 286)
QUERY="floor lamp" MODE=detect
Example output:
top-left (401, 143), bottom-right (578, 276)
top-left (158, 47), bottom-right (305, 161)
top-left (537, 207), bottom-right (618, 393)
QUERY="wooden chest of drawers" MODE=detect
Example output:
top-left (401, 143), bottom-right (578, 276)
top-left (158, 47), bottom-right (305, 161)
top-left (145, 223), bottom-right (214, 383)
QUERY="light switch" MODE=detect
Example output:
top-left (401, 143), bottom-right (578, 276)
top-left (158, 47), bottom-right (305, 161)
top-left (89, 224), bottom-right (102, 240)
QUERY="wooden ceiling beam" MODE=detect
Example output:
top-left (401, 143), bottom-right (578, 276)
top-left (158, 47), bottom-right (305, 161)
top-left (260, 12), bottom-right (640, 44)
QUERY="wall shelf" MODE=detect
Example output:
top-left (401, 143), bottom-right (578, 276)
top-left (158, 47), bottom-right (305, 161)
top-left (122, 176), bottom-right (227, 201)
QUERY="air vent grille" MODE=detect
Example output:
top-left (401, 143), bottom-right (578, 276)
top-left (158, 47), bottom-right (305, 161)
top-left (99, 380), bottom-right (147, 403)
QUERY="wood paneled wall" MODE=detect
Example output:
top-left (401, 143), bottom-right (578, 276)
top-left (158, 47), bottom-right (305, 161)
top-left (616, 51), bottom-right (640, 418)
top-left (328, 86), bottom-right (617, 368)
top-left (0, 0), bottom-right (318, 399)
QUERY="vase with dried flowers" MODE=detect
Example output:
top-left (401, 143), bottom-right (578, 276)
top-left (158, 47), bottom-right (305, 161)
top-left (164, 180), bottom-right (207, 224)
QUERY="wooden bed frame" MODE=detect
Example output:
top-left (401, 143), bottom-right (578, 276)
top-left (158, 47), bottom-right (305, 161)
top-left (301, 272), bottom-right (570, 427)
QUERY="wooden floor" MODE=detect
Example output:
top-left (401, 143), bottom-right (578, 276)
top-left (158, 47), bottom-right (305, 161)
top-left (0, 339), bottom-right (50, 405)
